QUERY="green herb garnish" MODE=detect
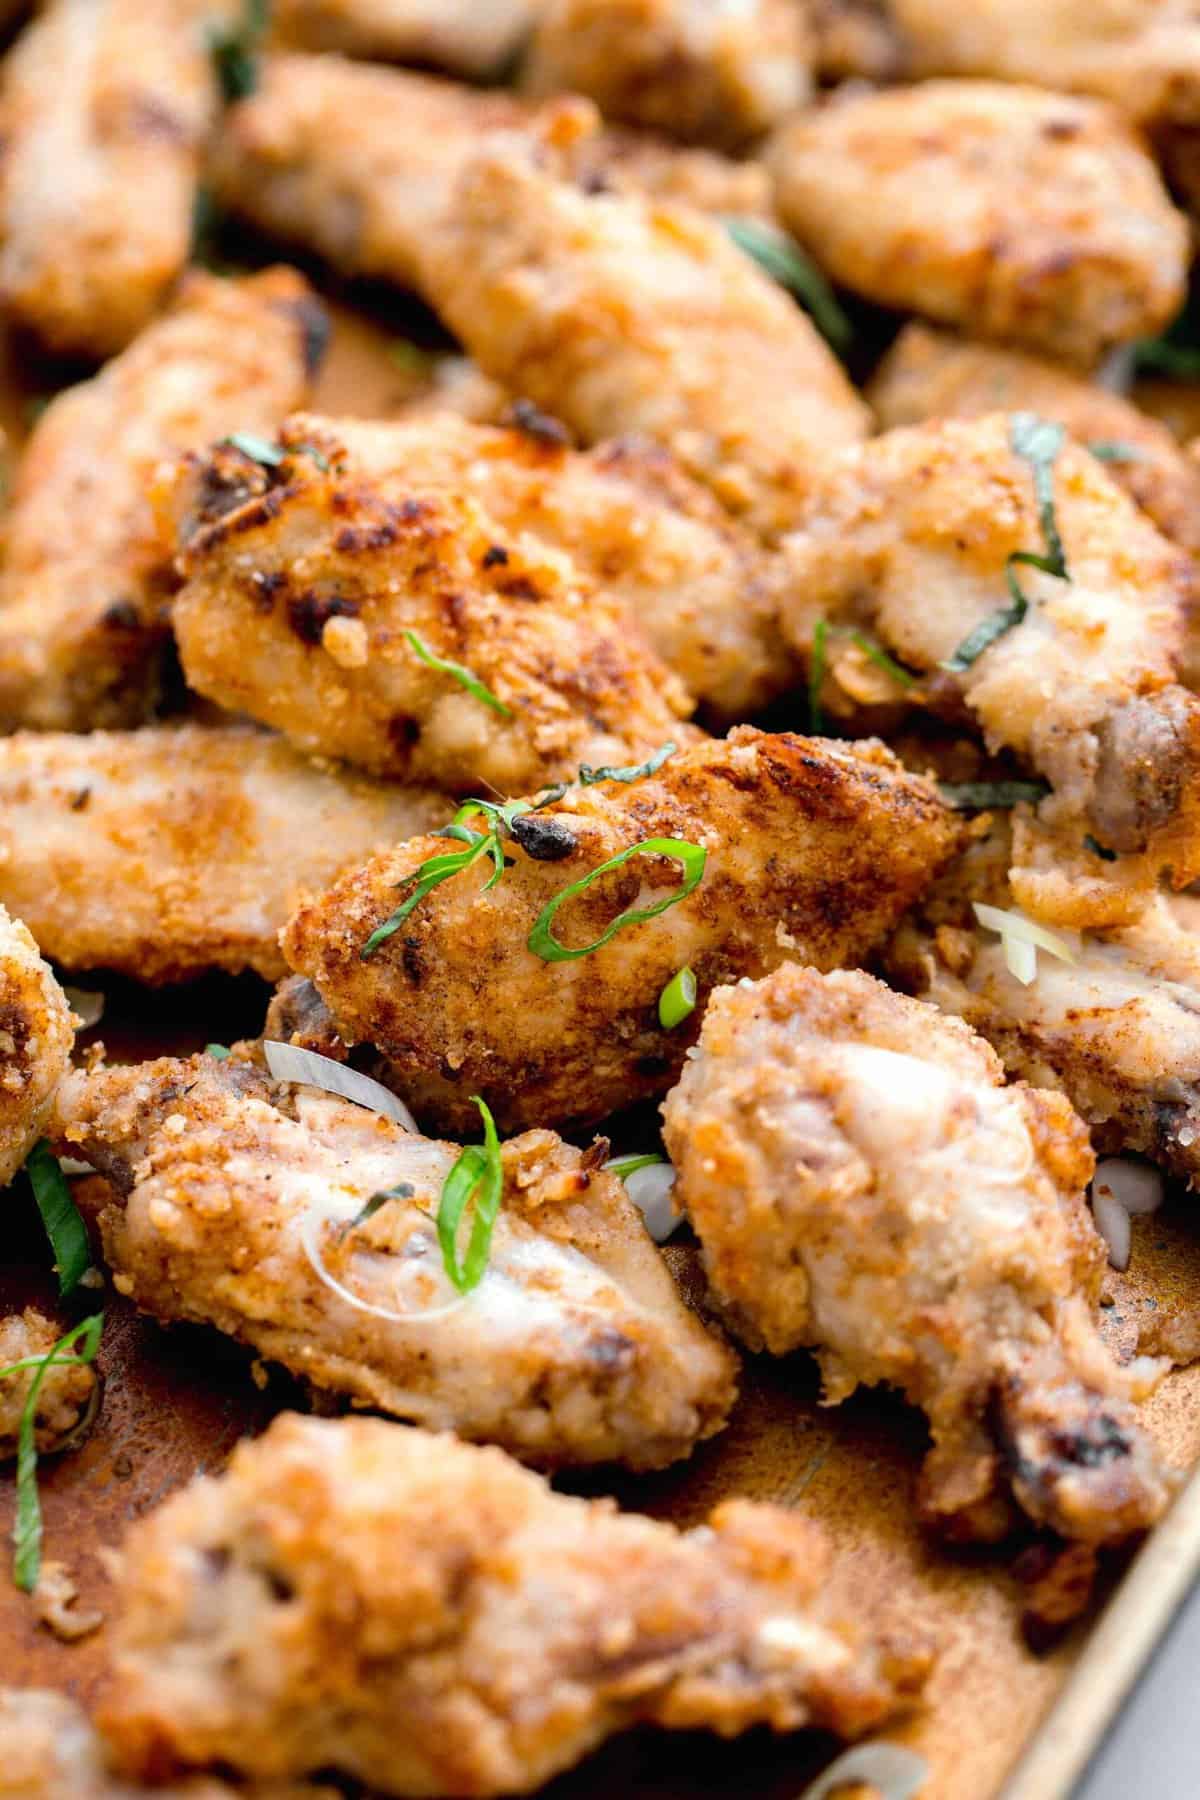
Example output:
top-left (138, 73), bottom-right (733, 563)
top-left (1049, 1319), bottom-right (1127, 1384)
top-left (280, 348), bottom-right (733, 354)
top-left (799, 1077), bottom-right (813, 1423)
top-left (338, 1182), bottom-right (414, 1242)
top-left (808, 617), bottom-right (828, 733)
top-left (25, 1143), bottom-right (89, 1298)
top-left (209, 0), bottom-right (268, 102)
top-left (1088, 441), bottom-right (1145, 465)
top-left (939, 781), bottom-right (1049, 812)
top-left (846, 629), bottom-right (916, 688)
top-left (723, 218), bottom-right (852, 352)
top-left (606, 1153), bottom-right (667, 1180)
top-left (205, 1043), bottom-right (230, 1060)
top-left (528, 837), bottom-right (706, 963)
top-left (658, 966), bottom-right (697, 1030)
top-left (404, 630), bottom-right (512, 718)
top-left (361, 833), bottom-right (499, 958)
top-left (3, 1314), bottom-right (104, 1592)
top-left (1083, 833), bottom-right (1118, 862)
top-left (578, 743), bottom-right (677, 785)
top-left (223, 431), bottom-right (284, 467)
top-left (437, 1099), bottom-right (503, 1292)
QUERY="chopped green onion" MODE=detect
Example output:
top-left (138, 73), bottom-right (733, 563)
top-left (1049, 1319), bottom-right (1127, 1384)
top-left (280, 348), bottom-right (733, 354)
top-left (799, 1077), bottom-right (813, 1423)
top-left (5, 1313), bottom-right (104, 1592)
top-left (658, 966), bottom-right (697, 1030)
top-left (25, 1143), bottom-right (89, 1298)
top-left (1088, 440), bottom-right (1144, 465)
top-left (939, 781), bottom-right (1048, 812)
top-left (605, 1153), bottom-right (668, 1180)
top-left (222, 431), bottom-right (283, 467)
top-left (577, 742), bottom-right (678, 785)
top-left (846, 629), bottom-right (916, 688)
top-left (404, 629), bottom-right (512, 718)
top-left (528, 837), bottom-right (706, 963)
top-left (1083, 833), bottom-right (1118, 862)
top-left (205, 1043), bottom-right (230, 1060)
top-left (808, 617), bottom-right (828, 733)
top-left (361, 832), bottom-right (498, 958)
top-left (723, 218), bottom-right (852, 352)
top-left (209, 0), bottom-right (267, 102)
top-left (941, 580), bottom-right (1028, 674)
top-left (437, 1099), bottom-right (504, 1292)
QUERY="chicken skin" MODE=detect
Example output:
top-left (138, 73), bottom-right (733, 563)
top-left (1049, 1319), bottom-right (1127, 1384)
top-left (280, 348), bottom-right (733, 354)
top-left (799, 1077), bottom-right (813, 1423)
top-left (418, 110), bottom-right (869, 539)
top-left (0, 0), bottom-right (222, 359)
top-left (522, 0), bottom-right (811, 150)
top-left (779, 413), bottom-right (1200, 927)
top-left (663, 966), bottom-right (1175, 1545)
top-left (281, 728), bottom-right (958, 1135)
top-left (0, 726), bottom-right (447, 985)
top-left (53, 1053), bottom-right (736, 1471)
top-left (0, 1311), bottom-right (97, 1460)
top-left (169, 427), bottom-right (694, 792)
top-left (0, 906), bottom-right (73, 1189)
top-left (0, 268), bottom-right (324, 734)
top-left (771, 81), bottom-right (1188, 366)
top-left (269, 0), bottom-right (542, 76)
top-left (98, 1414), bottom-right (930, 1795)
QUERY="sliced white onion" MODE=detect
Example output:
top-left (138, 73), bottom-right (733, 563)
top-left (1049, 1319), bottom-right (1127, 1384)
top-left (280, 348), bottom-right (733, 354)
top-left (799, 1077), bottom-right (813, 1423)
top-left (799, 1743), bottom-right (928, 1800)
top-left (973, 902), bottom-right (1077, 986)
top-left (263, 1040), bottom-right (417, 1132)
top-left (299, 1206), bottom-right (468, 1328)
top-left (1094, 1156), bottom-right (1164, 1217)
top-left (58, 1157), bottom-right (95, 1177)
top-left (608, 1159), bottom-right (681, 1243)
top-left (1093, 1186), bottom-right (1132, 1271)
top-left (63, 986), bottom-right (104, 1029)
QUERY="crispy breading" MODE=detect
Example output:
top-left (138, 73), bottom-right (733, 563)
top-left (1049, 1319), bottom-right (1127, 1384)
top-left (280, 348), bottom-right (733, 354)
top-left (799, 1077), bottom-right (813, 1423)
top-left (663, 966), bottom-right (1175, 1545)
top-left (281, 728), bottom-right (958, 1134)
top-left (269, 0), bottom-right (542, 75)
top-left (169, 430), bottom-right (695, 791)
top-left (771, 81), bottom-right (1188, 365)
top-left (268, 410), bottom-right (792, 718)
top-left (779, 413), bottom-right (1200, 926)
top-left (810, 0), bottom-right (901, 81)
top-left (583, 124), bottom-right (775, 217)
top-left (0, 726), bottom-right (447, 985)
top-left (522, 0), bottom-right (811, 149)
top-left (97, 1415), bottom-right (929, 1793)
top-left (0, 0), bottom-right (220, 358)
top-left (0, 906), bottom-right (73, 1189)
top-left (0, 268), bottom-right (324, 734)
top-left (418, 108), bottom-right (868, 539)
top-left (53, 1054), bottom-right (737, 1471)
top-left (0, 1311), bottom-right (97, 1460)
top-left (891, 0), bottom-right (1200, 127)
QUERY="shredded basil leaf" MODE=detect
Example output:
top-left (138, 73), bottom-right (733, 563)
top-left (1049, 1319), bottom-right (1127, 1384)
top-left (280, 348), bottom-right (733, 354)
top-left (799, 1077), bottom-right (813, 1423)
top-left (808, 617), bottom-right (828, 733)
top-left (723, 218), bottom-right (852, 352)
top-left (939, 781), bottom-right (1049, 812)
top-left (25, 1143), bottom-right (89, 1298)
top-left (1088, 440), bottom-right (1145, 465)
top-left (404, 629), bottom-right (512, 718)
top-left (1083, 833), bottom-right (1118, 862)
top-left (223, 431), bottom-right (283, 467)
top-left (846, 629), bottom-right (916, 688)
top-left (361, 833), bottom-right (498, 958)
top-left (658, 966), bottom-right (697, 1030)
top-left (577, 742), bottom-right (677, 786)
top-left (4, 1313), bottom-right (104, 1592)
top-left (528, 837), bottom-right (706, 963)
top-left (437, 1099), bottom-right (504, 1292)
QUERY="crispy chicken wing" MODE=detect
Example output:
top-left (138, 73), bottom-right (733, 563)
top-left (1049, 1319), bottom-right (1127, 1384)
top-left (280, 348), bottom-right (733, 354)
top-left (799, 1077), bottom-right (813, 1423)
top-left (771, 81), bottom-right (1187, 365)
top-left (0, 0), bottom-right (221, 358)
top-left (282, 728), bottom-right (957, 1134)
top-left (0, 905), bottom-right (72, 1188)
top-left (779, 413), bottom-right (1200, 926)
top-left (53, 1053), bottom-right (736, 1471)
top-left (169, 428), bottom-right (694, 791)
top-left (97, 1414), bottom-right (929, 1794)
top-left (662, 966), bottom-right (1175, 1545)
top-left (269, 0), bottom-right (542, 75)
top-left (418, 110), bottom-right (869, 538)
top-left (0, 268), bottom-right (324, 734)
top-left (522, 0), bottom-right (811, 149)
top-left (0, 726), bottom-right (447, 984)
top-left (0, 1311), bottom-right (97, 1459)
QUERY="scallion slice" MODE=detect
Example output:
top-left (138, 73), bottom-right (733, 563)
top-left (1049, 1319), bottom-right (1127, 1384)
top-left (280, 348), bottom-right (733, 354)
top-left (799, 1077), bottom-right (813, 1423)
top-left (25, 1143), bottom-right (89, 1297)
top-left (659, 966), bottom-right (697, 1030)
top-left (5, 1313), bottom-right (104, 1592)
top-left (723, 218), bottom-right (852, 352)
top-left (437, 1098), bottom-right (504, 1292)
top-left (528, 838), bottom-right (706, 962)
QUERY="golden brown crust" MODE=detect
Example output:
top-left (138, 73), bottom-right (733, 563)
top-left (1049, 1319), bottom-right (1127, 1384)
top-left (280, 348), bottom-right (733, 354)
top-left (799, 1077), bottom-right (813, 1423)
top-left (0, 906), bottom-right (73, 1189)
top-left (268, 0), bottom-right (542, 75)
top-left (0, 1311), bottom-right (96, 1460)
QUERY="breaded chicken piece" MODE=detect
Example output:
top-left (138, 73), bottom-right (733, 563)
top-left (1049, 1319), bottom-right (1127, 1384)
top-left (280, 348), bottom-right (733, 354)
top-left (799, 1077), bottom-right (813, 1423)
top-left (522, 0), bottom-right (811, 150)
top-left (779, 413), bottom-right (1200, 927)
top-left (0, 726), bottom-right (447, 985)
top-left (282, 728), bottom-right (957, 1134)
top-left (419, 114), bottom-right (869, 539)
top-left (663, 966), bottom-right (1175, 1545)
top-left (54, 1053), bottom-right (737, 1471)
top-left (771, 81), bottom-right (1188, 366)
top-left (0, 0), bottom-right (221, 359)
top-left (0, 268), bottom-right (324, 734)
top-left (169, 430), bottom-right (694, 791)
top-left (892, 0), bottom-right (1200, 128)
top-left (98, 1415), bottom-right (929, 1794)
top-left (584, 124), bottom-right (775, 218)
top-left (811, 0), bottom-right (901, 81)
top-left (270, 0), bottom-right (541, 75)
top-left (0, 906), bottom-right (73, 1188)
top-left (0, 1310), bottom-right (97, 1459)
top-left (269, 410), bottom-right (792, 718)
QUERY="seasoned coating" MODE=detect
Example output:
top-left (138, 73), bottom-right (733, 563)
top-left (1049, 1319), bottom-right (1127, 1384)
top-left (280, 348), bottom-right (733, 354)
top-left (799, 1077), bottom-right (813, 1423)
top-left (420, 114), bottom-right (867, 541)
top-left (0, 0), bottom-right (220, 359)
top-left (282, 728), bottom-right (958, 1134)
top-left (169, 429), bottom-right (694, 792)
top-left (771, 81), bottom-right (1188, 365)
top-left (522, 0), bottom-right (811, 150)
top-left (98, 1415), bottom-right (929, 1793)
top-left (0, 268), bottom-right (324, 734)
top-left (811, 0), bottom-right (901, 82)
top-left (53, 1054), bottom-right (737, 1472)
top-left (892, 0), bottom-right (1200, 128)
top-left (663, 966), bottom-right (1175, 1545)
top-left (271, 410), bottom-right (792, 718)
top-left (0, 726), bottom-right (447, 985)
top-left (0, 1311), bottom-right (96, 1459)
top-left (779, 413), bottom-right (1200, 926)
top-left (270, 0), bottom-right (542, 75)
top-left (0, 906), bottom-right (73, 1189)
top-left (584, 125), bottom-right (775, 218)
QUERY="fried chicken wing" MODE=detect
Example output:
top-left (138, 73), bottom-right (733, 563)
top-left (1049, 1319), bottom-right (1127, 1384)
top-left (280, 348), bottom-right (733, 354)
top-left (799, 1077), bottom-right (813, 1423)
top-left (771, 81), bottom-right (1187, 365)
top-left (0, 0), bottom-right (221, 358)
top-left (0, 905), bottom-right (72, 1188)
top-left (779, 413), bottom-right (1200, 926)
top-left (52, 1053), bottom-right (737, 1471)
top-left (0, 268), bottom-right (324, 734)
top-left (270, 0), bottom-right (542, 75)
top-left (281, 728), bottom-right (957, 1134)
top-left (418, 111), bottom-right (869, 538)
top-left (0, 726), bottom-right (447, 985)
top-left (522, 0), bottom-right (811, 149)
top-left (662, 966), bottom-right (1175, 1545)
top-left (0, 1311), bottom-right (97, 1459)
top-left (169, 428), bottom-right (694, 791)
top-left (97, 1414), bottom-right (929, 1794)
